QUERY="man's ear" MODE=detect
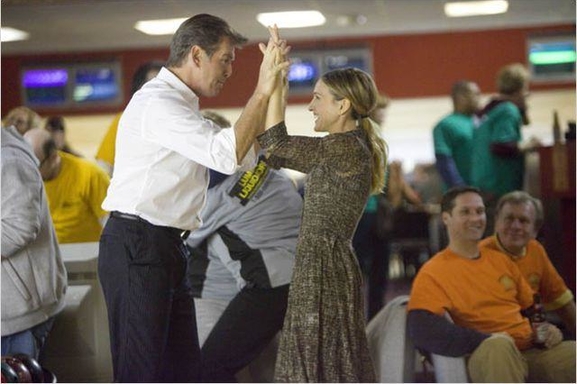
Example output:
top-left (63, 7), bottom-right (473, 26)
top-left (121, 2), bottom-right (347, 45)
top-left (190, 45), bottom-right (203, 67)
top-left (441, 211), bottom-right (451, 226)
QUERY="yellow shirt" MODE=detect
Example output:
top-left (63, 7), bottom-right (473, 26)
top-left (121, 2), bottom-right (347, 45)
top-left (95, 112), bottom-right (121, 166)
top-left (45, 151), bottom-right (110, 243)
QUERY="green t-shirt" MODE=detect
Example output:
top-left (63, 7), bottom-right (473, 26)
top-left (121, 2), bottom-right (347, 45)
top-left (364, 193), bottom-right (379, 213)
top-left (433, 113), bottom-right (475, 184)
top-left (471, 101), bottom-right (523, 197)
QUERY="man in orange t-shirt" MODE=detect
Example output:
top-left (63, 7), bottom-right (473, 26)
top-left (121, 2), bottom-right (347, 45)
top-left (408, 186), bottom-right (575, 382)
top-left (480, 190), bottom-right (575, 338)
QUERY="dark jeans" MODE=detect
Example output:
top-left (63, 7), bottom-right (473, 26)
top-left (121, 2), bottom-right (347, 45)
top-left (201, 284), bottom-right (289, 382)
top-left (98, 215), bottom-right (200, 382)
top-left (353, 211), bottom-right (389, 321)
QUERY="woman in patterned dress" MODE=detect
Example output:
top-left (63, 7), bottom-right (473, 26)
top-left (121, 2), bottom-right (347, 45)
top-left (258, 61), bottom-right (388, 382)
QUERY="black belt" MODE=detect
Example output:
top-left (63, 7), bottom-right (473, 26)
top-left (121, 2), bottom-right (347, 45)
top-left (110, 211), bottom-right (191, 240)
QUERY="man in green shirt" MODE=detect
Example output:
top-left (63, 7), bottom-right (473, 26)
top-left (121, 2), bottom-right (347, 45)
top-left (471, 63), bottom-right (541, 234)
top-left (433, 80), bottom-right (481, 188)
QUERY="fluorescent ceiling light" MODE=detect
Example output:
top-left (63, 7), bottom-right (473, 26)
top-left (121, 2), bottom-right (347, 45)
top-left (134, 18), bottom-right (187, 36)
top-left (444, 0), bottom-right (509, 17)
top-left (257, 11), bottom-right (326, 29)
top-left (1, 27), bottom-right (30, 42)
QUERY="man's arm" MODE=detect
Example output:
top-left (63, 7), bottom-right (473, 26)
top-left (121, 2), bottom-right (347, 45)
top-left (1, 159), bottom-right (43, 258)
top-left (555, 301), bottom-right (576, 338)
top-left (233, 28), bottom-right (290, 162)
top-left (435, 154), bottom-right (465, 188)
top-left (233, 91), bottom-right (269, 164)
top-left (264, 28), bottom-right (288, 131)
top-left (407, 309), bottom-right (490, 357)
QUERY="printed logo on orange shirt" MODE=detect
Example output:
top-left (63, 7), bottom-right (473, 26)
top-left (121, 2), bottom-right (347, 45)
top-left (499, 274), bottom-right (515, 291)
top-left (527, 273), bottom-right (540, 291)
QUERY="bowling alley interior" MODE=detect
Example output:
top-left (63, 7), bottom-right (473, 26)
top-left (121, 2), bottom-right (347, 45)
top-left (1, 0), bottom-right (575, 382)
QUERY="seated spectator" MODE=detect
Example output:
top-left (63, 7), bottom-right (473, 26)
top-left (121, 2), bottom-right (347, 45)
top-left (408, 186), bottom-right (575, 383)
top-left (186, 111), bottom-right (302, 382)
top-left (2, 106), bottom-right (42, 135)
top-left (479, 191), bottom-right (575, 338)
top-left (44, 115), bottom-right (83, 157)
top-left (24, 128), bottom-right (110, 243)
top-left (1, 125), bottom-right (67, 359)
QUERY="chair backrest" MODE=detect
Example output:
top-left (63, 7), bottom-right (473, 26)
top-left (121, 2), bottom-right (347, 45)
top-left (367, 294), bottom-right (470, 383)
top-left (430, 313), bottom-right (469, 383)
top-left (431, 353), bottom-right (469, 383)
top-left (366, 295), bottom-right (416, 382)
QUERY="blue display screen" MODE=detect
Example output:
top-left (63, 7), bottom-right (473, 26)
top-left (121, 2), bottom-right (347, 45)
top-left (23, 69), bottom-right (68, 87)
top-left (21, 63), bottom-right (122, 107)
top-left (22, 68), bottom-right (68, 104)
top-left (288, 60), bottom-right (318, 88)
top-left (73, 68), bottom-right (120, 102)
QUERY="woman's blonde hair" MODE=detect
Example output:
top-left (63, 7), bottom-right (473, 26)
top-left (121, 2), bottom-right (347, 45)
top-left (321, 68), bottom-right (388, 194)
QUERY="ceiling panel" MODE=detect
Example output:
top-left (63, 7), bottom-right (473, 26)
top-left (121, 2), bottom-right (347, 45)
top-left (1, 0), bottom-right (575, 55)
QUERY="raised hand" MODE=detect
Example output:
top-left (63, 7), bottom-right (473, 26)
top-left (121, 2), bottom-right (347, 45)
top-left (261, 25), bottom-right (289, 129)
top-left (256, 25), bottom-right (290, 97)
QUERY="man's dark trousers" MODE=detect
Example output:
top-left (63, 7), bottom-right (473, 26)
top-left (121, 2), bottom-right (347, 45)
top-left (99, 215), bottom-right (200, 382)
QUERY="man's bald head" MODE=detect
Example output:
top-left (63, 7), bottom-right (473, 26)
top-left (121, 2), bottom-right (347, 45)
top-left (24, 128), bottom-right (60, 180)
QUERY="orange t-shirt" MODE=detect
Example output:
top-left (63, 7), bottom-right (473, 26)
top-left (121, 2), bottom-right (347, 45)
top-left (479, 235), bottom-right (573, 311)
top-left (408, 247), bottom-right (535, 350)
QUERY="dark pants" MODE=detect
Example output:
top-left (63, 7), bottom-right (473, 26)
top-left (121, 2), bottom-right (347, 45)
top-left (201, 284), bottom-right (289, 382)
top-left (353, 211), bottom-right (389, 321)
top-left (98, 215), bottom-right (200, 382)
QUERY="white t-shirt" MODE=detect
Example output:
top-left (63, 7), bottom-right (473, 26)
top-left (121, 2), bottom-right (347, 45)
top-left (102, 67), bottom-right (255, 230)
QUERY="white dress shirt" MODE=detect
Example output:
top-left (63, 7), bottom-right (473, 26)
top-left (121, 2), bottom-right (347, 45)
top-left (102, 67), bottom-right (255, 231)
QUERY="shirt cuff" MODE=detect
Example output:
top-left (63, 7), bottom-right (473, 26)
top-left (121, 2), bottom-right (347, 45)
top-left (257, 121), bottom-right (287, 149)
top-left (544, 289), bottom-right (575, 311)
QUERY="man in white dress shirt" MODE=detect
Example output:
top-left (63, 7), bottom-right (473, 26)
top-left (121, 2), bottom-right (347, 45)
top-left (98, 14), bottom-right (288, 382)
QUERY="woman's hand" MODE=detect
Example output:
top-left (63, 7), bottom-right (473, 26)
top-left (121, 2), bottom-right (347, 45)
top-left (261, 25), bottom-right (290, 129)
top-left (256, 25), bottom-right (290, 98)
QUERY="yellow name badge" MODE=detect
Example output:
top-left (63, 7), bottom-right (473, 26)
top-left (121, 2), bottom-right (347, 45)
top-left (229, 159), bottom-right (270, 205)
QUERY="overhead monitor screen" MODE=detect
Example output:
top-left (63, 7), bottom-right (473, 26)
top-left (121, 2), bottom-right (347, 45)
top-left (287, 47), bottom-right (372, 95)
top-left (21, 61), bottom-right (123, 109)
top-left (74, 67), bottom-right (120, 103)
top-left (288, 59), bottom-right (319, 90)
top-left (528, 35), bottom-right (576, 82)
top-left (22, 68), bottom-right (68, 105)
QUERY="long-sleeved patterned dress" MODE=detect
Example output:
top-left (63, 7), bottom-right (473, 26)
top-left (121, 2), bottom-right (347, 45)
top-left (258, 122), bottom-right (376, 382)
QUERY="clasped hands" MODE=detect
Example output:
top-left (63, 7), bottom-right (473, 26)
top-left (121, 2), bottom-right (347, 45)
top-left (256, 25), bottom-right (291, 98)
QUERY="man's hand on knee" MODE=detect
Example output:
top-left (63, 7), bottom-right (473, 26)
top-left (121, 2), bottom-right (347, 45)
top-left (543, 323), bottom-right (563, 349)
